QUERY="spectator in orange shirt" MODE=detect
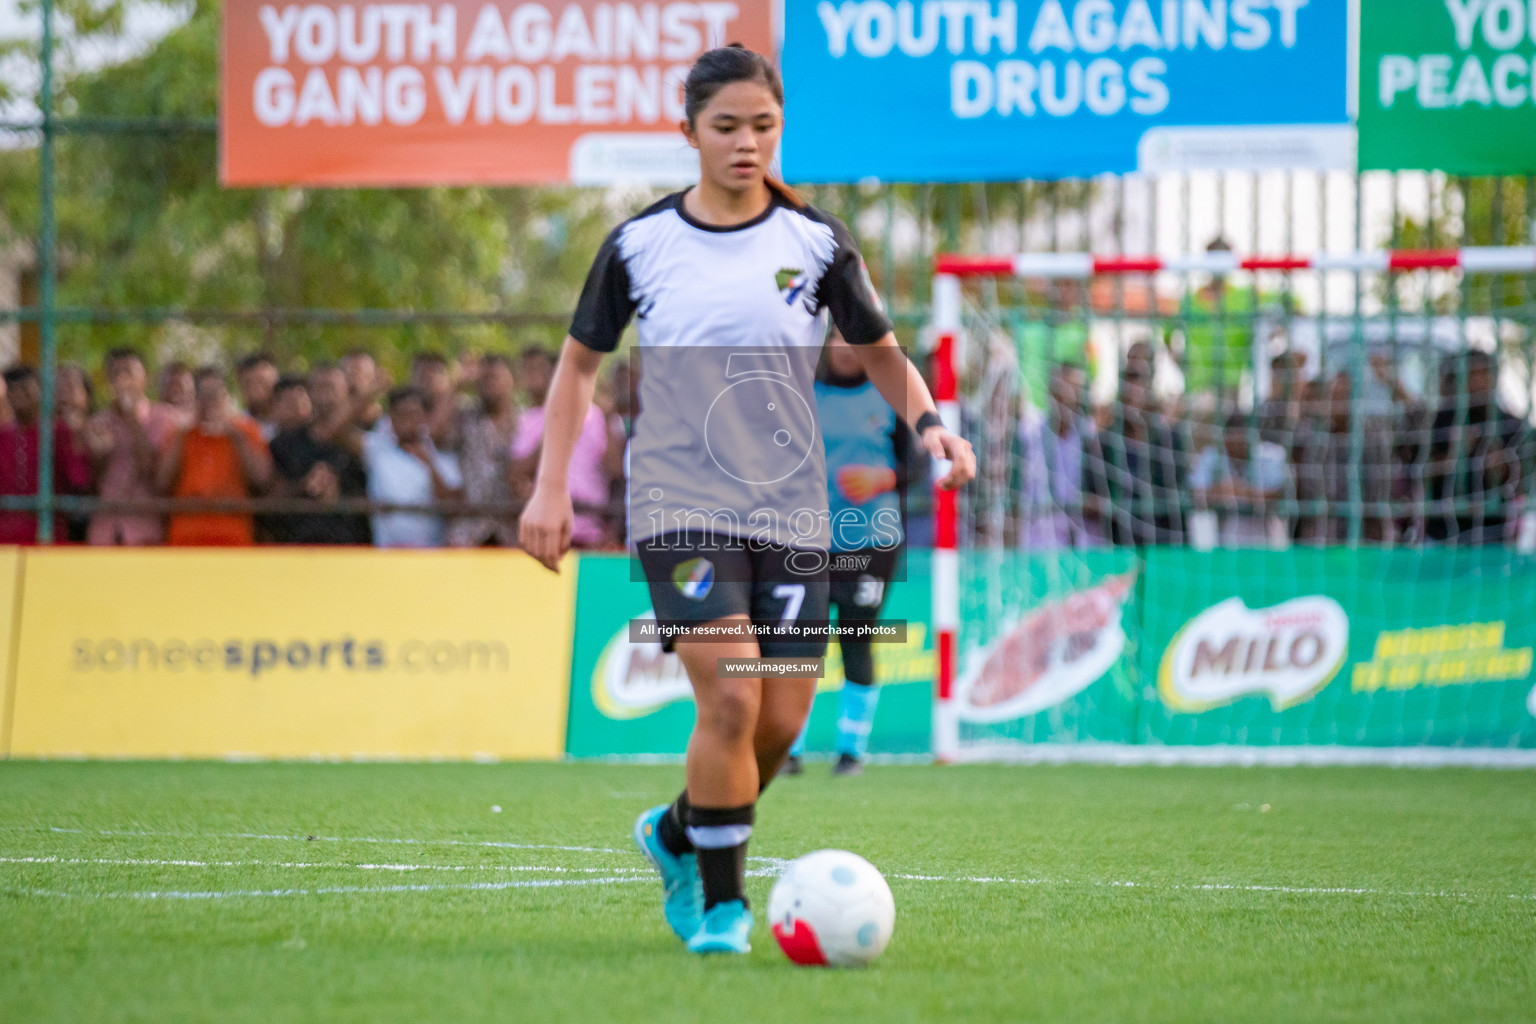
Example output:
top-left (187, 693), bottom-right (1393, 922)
top-left (157, 366), bottom-right (273, 546)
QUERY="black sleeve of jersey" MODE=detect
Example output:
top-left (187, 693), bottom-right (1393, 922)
top-left (569, 227), bottom-right (636, 353)
top-left (814, 216), bottom-right (892, 346)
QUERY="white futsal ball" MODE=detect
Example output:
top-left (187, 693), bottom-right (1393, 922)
top-left (768, 849), bottom-right (895, 967)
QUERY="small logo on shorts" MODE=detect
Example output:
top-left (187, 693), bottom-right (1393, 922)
top-left (776, 267), bottom-right (808, 305)
top-left (672, 558), bottom-right (714, 600)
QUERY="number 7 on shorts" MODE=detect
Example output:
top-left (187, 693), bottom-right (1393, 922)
top-left (772, 584), bottom-right (805, 629)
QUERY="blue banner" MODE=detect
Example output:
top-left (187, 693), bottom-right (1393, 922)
top-left (782, 0), bottom-right (1352, 182)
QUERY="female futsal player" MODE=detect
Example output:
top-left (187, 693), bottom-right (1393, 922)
top-left (519, 45), bottom-right (975, 955)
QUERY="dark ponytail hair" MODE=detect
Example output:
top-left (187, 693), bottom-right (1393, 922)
top-left (683, 44), bottom-right (803, 207)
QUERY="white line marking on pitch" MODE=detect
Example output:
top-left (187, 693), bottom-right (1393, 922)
top-left (15, 826), bottom-right (778, 870)
top-left (12, 870), bottom-right (1532, 903)
top-left (8, 826), bottom-right (1531, 903)
top-left (15, 875), bottom-right (651, 901)
top-left (888, 873), bottom-right (1536, 901)
top-left (0, 856), bottom-right (645, 874)
top-left (15, 826), bottom-right (627, 855)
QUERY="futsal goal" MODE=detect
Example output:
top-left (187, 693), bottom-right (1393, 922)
top-left (927, 245), bottom-right (1536, 766)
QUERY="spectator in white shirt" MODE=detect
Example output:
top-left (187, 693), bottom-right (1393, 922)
top-left (1191, 411), bottom-right (1291, 548)
top-left (363, 386), bottom-right (463, 548)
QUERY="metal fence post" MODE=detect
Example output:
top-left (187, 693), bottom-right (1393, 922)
top-left (1346, 176), bottom-right (1365, 547)
top-left (36, 0), bottom-right (58, 544)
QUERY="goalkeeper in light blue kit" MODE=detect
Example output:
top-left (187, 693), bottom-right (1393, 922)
top-left (785, 329), bottom-right (912, 777)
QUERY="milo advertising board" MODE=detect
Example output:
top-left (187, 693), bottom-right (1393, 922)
top-left (1142, 548), bottom-right (1536, 748)
top-left (565, 552), bottom-right (935, 757)
top-left (943, 546), bottom-right (1535, 756)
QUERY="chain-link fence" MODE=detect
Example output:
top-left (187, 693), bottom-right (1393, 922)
top-left (1, 0), bottom-right (1533, 546)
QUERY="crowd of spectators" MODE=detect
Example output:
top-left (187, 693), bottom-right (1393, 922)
top-left (0, 346), bottom-right (628, 549)
top-left (0, 333), bottom-right (1530, 550)
top-left (1016, 342), bottom-right (1536, 549)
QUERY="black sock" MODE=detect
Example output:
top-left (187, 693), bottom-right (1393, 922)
top-left (656, 791), bottom-right (692, 856)
top-left (686, 802), bottom-right (755, 909)
top-left (842, 638), bottom-right (875, 687)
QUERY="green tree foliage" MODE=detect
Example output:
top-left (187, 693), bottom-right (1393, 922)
top-left (799, 179), bottom-right (1099, 320)
top-left (1391, 175), bottom-right (1535, 315)
top-left (0, 0), bottom-right (139, 109)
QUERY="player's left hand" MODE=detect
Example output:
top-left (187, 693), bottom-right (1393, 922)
top-left (922, 427), bottom-right (976, 491)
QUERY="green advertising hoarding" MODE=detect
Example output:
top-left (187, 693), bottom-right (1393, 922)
top-left (565, 552), bottom-right (935, 758)
top-left (1359, 0), bottom-right (1536, 173)
top-left (1139, 547), bottom-right (1536, 748)
top-left (566, 547), bottom-right (1536, 759)
top-left (947, 547), bottom-right (1535, 754)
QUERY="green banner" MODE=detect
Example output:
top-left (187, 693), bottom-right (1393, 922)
top-left (564, 552), bottom-right (935, 758)
top-left (1359, 0), bottom-right (1536, 173)
top-left (947, 547), bottom-right (1535, 752)
top-left (565, 548), bottom-right (1536, 757)
top-left (1139, 547), bottom-right (1536, 748)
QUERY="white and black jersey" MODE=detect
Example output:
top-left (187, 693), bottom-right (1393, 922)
top-left (570, 190), bottom-right (892, 551)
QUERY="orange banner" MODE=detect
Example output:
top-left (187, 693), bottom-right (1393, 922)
top-left (221, 1), bottom-right (774, 186)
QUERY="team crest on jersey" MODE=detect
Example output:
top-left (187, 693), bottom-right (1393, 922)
top-left (776, 267), bottom-right (809, 305)
top-left (672, 558), bottom-right (715, 600)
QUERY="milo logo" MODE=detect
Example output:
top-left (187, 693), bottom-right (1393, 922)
top-left (1159, 596), bottom-right (1349, 712)
top-left (591, 611), bottom-right (693, 720)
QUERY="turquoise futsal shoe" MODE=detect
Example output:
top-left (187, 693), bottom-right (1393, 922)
top-left (632, 805), bottom-right (703, 941)
top-left (686, 900), bottom-right (753, 955)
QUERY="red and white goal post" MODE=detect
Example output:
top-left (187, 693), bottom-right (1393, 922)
top-left (926, 245), bottom-right (1536, 765)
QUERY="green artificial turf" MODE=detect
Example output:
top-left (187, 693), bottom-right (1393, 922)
top-left (1, 761), bottom-right (1532, 1023)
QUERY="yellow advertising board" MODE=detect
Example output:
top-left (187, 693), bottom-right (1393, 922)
top-left (8, 549), bottom-right (575, 759)
top-left (0, 547), bottom-right (23, 756)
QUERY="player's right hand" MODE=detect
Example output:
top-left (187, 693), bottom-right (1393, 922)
top-left (519, 484), bottom-right (573, 572)
top-left (923, 427), bottom-right (977, 491)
